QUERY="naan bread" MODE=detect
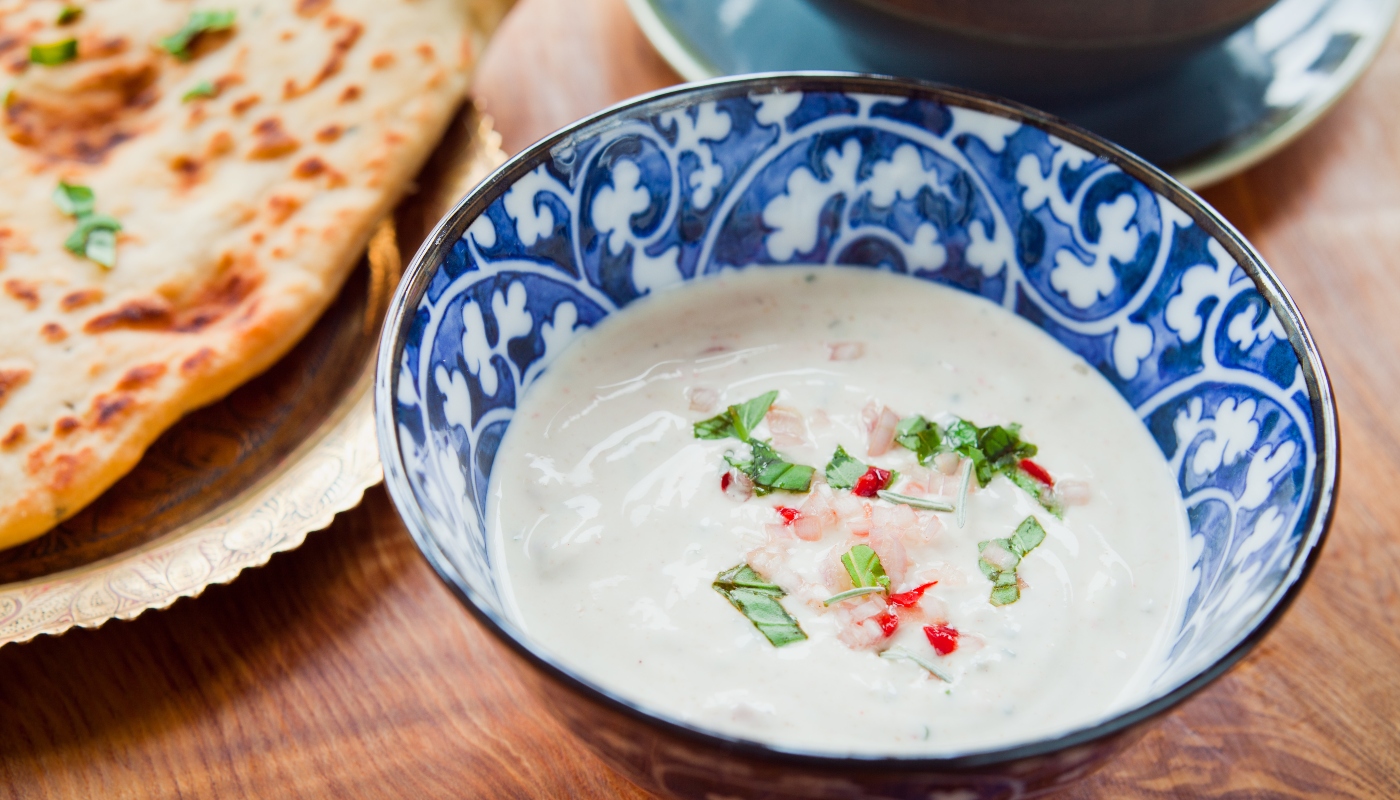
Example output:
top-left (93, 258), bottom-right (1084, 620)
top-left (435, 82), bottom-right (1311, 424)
top-left (0, 0), bottom-right (490, 547)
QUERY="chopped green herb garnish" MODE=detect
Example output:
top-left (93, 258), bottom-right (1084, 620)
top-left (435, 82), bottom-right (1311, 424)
top-left (713, 564), bottom-right (806, 647)
top-left (158, 9), bottom-right (236, 60)
top-left (52, 181), bottom-right (95, 216)
top-left (1005, 467), bottom-right (1064, 517)
top-left (694, 390), bottom-right (777, 441)
top-left (899, 415), bottom-right (1057, 519)
top-left (81, 226), bottom-right (118, 267)
top-left (978, 516), bottom-right (1047, 606)
top-left (54, 182), bottom-right (120, 268)
top-left (725, 439), bottom-right (814, 495)
top-left (876, 490), bottom-right (953, 512)
top-left (822, 586), bottom-right (886, 606)
top-left (181, 79), bottom-right (218, 102)
top-left (63, 213), bottom-right (122, 266)
top-left (29, 38), bottom-right (77, 65)
top-left (823, 444), bottom-right (867, 489)
top-left (894, 415), bottom-right (942, 465)
top-left (881, 647), bottom-right (952, 682)
top-left (56, 5), bottom-right (83, 24)
top-left (841, 543), bottom-right (890, 591)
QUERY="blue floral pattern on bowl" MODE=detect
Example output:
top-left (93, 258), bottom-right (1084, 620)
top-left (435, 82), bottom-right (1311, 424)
top-left (379, 76), bottom-right (1335, 732)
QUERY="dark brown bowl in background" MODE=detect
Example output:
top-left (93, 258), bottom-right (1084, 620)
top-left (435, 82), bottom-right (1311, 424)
top-left (805, 0), bottom-right (1279, 101)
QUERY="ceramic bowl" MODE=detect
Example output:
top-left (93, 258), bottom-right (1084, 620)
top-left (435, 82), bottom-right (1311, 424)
top-left (375, 73), bottom-right (1337, 799)
top-left (804, 0), bottom-right (1279, 101)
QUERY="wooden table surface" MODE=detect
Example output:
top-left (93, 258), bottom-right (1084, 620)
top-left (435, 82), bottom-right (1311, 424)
top-left (5, 0), bottom-right (1400, 796)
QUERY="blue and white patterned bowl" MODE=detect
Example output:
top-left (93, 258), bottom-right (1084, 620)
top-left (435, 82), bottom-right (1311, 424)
top-left (375, 74), bottom-right (1338, 799)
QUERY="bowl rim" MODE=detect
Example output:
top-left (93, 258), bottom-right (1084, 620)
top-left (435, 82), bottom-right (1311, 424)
top-left (374, 71), bottom-right (1340, 770)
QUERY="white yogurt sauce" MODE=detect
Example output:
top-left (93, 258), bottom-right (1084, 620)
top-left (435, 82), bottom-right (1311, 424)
top-left (487, 267), bottom-right (1187, 755)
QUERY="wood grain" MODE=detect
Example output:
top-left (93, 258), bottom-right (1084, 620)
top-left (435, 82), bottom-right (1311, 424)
top-left (1, 0), bottom-right (1398, 796)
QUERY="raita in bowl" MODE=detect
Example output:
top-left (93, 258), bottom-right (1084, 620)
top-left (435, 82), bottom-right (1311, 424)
top-left (376, 73), bottom-right (1337, 799)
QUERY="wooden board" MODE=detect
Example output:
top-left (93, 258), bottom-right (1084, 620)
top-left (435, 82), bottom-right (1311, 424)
top-left (3, 0), bottom-right (1399, 796)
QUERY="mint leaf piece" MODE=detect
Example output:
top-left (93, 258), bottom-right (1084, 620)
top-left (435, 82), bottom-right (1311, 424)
top-left (1005, 467), bottom-right (1064, 518)
top-left (894, 415), bottom-right (942, 465)
top-left (694, 390), bottom-right (777, 441)
top-left (841, 543), bottom-right (890, 591)
top-left (978, 516), bottom-right (1046, 606)
top-left (713, 564), bottom-right (806, 647)
top-left (943, 418), bottom-right (979, 452)
top-left (1009, 516), bottom-right (1046, 556)
top-left (824, 444), bottom-right (866, 489)
top-left (726, 440), bottom-right (813, 496)
top-left (56, 5), bottom-right (82, 24)
top-left (731, 390), bottom-right (777, 441)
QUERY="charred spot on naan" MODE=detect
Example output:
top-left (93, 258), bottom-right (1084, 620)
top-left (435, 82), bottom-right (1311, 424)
top-left (61, 288), bottom-right (104, 311)
top-left (40, 323), bottom-right (67, 342)
top-left (4, 279), bottom-right (39, 309)
top-left (284, 15), bottom-right (362, 99)
top-left (266, 194), bottom-right (302, 224)
top-left (1, 424), bottom-right (24, 449)
top-left (117, 363), bottom-right (167, 390)
top-left (248, 117), bottom-right (299, 160)
top-left (0, 368), bottom-right (31, 409)
top-left (4, 51), bottom-right (160, 163)
top-left (55, 415), bottom-right (81, 436)
top-left (84, 255), bottom-right (263, 334)
top-left (181, 347), bottom-right (215, 375)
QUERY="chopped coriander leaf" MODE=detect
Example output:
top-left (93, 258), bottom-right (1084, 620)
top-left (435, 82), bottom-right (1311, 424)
top-left (726, 439), bottom-right (813, 495)
top-left (823, 444), bottom-right (866, 489)
top-left (82, 227), bottom-right (117, 268)
top-left (181, 79), bottom-right (218, 102)
top-left (30, 38), bottom-right (77, 65)
top-left (841, 543), bottom-right (890, 591)
top-left (693, 390), bottom-right (777, 441)
top-left (894, 415), bottom-right (942, 465)
top-left (55, 182), bottom-right (121, 268)
top-left (158, 9), bottom-right (236, 60)
top-left (63, 213), bottom-right (122, 261)
top-left (52, 181), bottom-right (95, 216)
top-left (713, 564), bottom-right (806, 647)
top-left (876, 490), bottom-right (954, 512)
top-left (56, 5), bottom-right (83, 24)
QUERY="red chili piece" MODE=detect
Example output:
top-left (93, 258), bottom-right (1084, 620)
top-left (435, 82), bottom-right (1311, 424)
top-left (876, 610), bottom-right (900, 637)
top-left (852, 466), bottom-right (892, 497)
top-left (1019, 459), bottom-right (1054, 487)
top-left (776, 506), bottom-right (801, 524)
top-left (888, 581), bottom-right (938, 608)
top-left (924, 624), bottom-right (959, 656)
top-left (720, 472), bottom-right (732, 491)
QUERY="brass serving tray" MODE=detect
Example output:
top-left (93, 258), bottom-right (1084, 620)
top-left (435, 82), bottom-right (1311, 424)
top-left (0, 108), bottom-right (505, 646)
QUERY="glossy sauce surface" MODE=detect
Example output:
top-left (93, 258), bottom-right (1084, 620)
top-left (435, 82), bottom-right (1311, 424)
top-left (488, 268), bottom-right (1187, 755)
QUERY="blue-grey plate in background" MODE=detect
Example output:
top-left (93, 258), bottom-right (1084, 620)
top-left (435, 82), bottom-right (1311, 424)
top-left (628, 0), bottom-right (1398, 188)
top-left (376, 73), bottom-right (1338, 799)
